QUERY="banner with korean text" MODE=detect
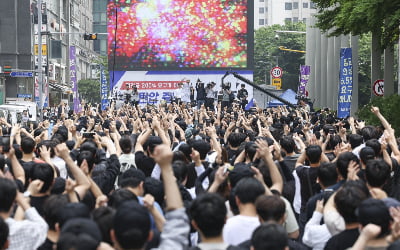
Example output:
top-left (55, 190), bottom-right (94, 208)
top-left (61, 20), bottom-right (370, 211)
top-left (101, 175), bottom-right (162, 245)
top-left (70, 46), bottom-right (79, 113)
top-left (298, 65), bottom-right (310, 98)
top-left (338, 48), bottom-right (353, 118)
top-left (100, 65), bottom-right (109, 110)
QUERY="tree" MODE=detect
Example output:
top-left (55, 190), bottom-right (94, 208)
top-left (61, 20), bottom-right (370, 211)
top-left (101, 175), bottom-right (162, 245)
top-left (78, 56), bottom-right (109, 105)
top-left (254, 22), bottom-right (306, 91)
top-left (358, 33), bottom-right (373, 107)
top-left (313, 0), bottom-right (400, 49)
top-left (357, 94), bottom-right (400, 137)
top-left (78, 79), bottom-right (101, 104)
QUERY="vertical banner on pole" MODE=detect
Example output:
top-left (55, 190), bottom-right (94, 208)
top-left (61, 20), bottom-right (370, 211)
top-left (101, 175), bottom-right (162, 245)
top-left (100, 65), bottom-right (109, 110)
top-left (70, 46), bottom-right (79, 113)
top-left (338, 48), bottom-right (353, 118)
top-left (298, 65), bottom-right (310, 98)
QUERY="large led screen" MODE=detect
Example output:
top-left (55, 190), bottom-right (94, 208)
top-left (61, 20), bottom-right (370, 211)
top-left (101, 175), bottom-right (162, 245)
top-left (107, 0), bottom-right (253, 70)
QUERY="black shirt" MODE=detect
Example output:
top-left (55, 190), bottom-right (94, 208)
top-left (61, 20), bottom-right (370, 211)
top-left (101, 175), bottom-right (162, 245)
top-left (296, 165), bottom-right (321, 212)
top-left (324, 228), bottom-right (360, 250)
top-left (135, 151), bottom-right (155, 177)
top-left (30, 195), bottom-right (50, 216)
top-left (38, 238), bottom-right (55, 250)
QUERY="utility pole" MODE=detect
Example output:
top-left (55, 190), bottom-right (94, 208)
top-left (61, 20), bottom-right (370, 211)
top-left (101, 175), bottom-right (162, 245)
top-left (38, 0), bottom-right (43, 121)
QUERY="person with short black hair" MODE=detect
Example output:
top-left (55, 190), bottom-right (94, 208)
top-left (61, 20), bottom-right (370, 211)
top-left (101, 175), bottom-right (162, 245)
top-left (324, 181), bottom-right (369, 250)
top-left (111, 144), bottom-right (190, 250)
top-left (251, 223), bottom-right (289, 250)
top-left (0, 217), bottom-right (9, 250)
top-left (0, 178), bottom-right (48, 249)
top-left (135, 119), bottom-right (169, 177)
top-left (366, 160), bottom-right (391, 189)
top-left (57, 218), bottom-right (102, 250)
top-left (189, 193), bottom-right (244, 250)
top-left (118, 135), bottom-right (136, 185)
top-left (295, 145), bottom-right (328, 234)
top-left (223, 177), bottom-right (265, 245)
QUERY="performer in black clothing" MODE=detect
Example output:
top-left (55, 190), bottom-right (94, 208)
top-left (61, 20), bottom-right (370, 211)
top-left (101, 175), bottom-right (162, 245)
top-left (131, 86), bottom-right (139, 106)
top-left (237, 84), bottom-right (248, 110)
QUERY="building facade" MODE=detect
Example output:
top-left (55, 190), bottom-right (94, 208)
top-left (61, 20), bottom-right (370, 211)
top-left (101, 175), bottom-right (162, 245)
top-left (0, 0), bottom-right (98, 108)
top-left (93, 0), bottom-right (107, 56)
top-left (255, 0), bottom-right (317, 28)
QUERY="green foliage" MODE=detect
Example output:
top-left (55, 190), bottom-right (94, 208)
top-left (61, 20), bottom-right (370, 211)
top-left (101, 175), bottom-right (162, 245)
top-left (78, 56), bottom-right (109, 105)
top-left (358, 33), bottom-right (373, 107)
top-left (254, 22), bottom-right (306, 90)
top-left (78, 79), bottom-right (101, 104)
top-left (313, 0), bottom-right (400, 49)
top-left (356, 94), bottom-right (400, 136)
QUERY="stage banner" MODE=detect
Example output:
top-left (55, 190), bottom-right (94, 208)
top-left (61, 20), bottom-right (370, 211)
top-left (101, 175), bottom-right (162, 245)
top-left (298, 65), bottom-right (310, 98)
top-left (338, 48), bottom-right (353, 118)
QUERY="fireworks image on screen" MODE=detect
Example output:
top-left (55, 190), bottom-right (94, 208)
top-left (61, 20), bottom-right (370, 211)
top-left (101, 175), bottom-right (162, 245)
top-left (108, 0), bottom-right (249, 70)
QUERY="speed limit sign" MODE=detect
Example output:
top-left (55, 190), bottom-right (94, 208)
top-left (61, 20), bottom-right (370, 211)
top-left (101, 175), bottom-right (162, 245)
top-left (270, 67), bottom-right (283, 79)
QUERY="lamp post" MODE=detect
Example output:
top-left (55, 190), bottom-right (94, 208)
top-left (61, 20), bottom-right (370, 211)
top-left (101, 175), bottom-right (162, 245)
top-left (257, 61), bottom-right (272, 85)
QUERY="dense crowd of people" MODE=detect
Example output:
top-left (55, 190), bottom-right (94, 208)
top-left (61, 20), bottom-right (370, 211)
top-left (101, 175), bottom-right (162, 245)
top-left (1, 95), bottom-right (400, 250)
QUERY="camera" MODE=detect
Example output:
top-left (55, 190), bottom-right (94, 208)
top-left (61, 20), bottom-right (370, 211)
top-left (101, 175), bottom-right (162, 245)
top-left (329, 128), bottom-right (335, 134)
top-left (83, 132), bottom-right (95, 139)
top-left (222, 82), bottom-right (231, 90)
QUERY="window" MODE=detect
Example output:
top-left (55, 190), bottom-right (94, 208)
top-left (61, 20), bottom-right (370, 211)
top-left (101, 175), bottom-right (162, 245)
top-left (303, 18), bottom-right (307, 22)
top-left (259, 7), bottom-right (264, 14)
top-left (293, 17), bottom-right (299, 23)
top-left (303, 2), bottom-right (308, 8)
top-left (259, 19), bottom-right (265, 26)
top-left (285, 18), bottom-right (292, 23)
top-left (285, 2), bottom-right (292, 10)
top-left (293, 2), bottom-right (299, 9)
top-left (310, 2), bottom-right (316, 9)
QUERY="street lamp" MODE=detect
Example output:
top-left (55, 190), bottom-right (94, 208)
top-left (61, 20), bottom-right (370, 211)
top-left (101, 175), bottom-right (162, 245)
top-left (257, 61), bottom-right (272, 85)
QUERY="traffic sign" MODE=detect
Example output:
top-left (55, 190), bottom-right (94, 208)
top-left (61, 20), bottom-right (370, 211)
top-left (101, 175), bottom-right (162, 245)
top-left (10, 72), bottom-right (33, 77)
top-left (272, 78), bottom-right (282, 89)
top-left (270, 67), bottom-right (283, 78)
top-left (373, 79), bottom-right (384, 96)
top-left (34, 44), bottom-right (47, 55)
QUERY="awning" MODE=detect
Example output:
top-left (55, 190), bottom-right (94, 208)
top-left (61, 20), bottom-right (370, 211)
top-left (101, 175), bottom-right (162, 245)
top-left (49, 82), bottom-right (71, 92)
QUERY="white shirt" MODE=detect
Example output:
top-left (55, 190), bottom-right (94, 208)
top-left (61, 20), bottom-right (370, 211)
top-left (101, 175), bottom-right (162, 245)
top-left (51, 156), bottom-right (67, 179)
top-left (6, 207), bottom-right (48, 250)
top-left (223, 215), bottom-right (260, 245)
top-left (293, 169), bottom-right (304, 214)
top-left (324, 210), bottom-right (345, 236)
top-left (303, 211), bottom-right (331, 250)
top-left (119, 153), bottom-right (137, 172)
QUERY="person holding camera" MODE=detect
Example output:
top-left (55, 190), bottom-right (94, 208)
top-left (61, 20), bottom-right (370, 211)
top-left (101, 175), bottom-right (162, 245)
top-left (237, 84), bottom-right (248, 110)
